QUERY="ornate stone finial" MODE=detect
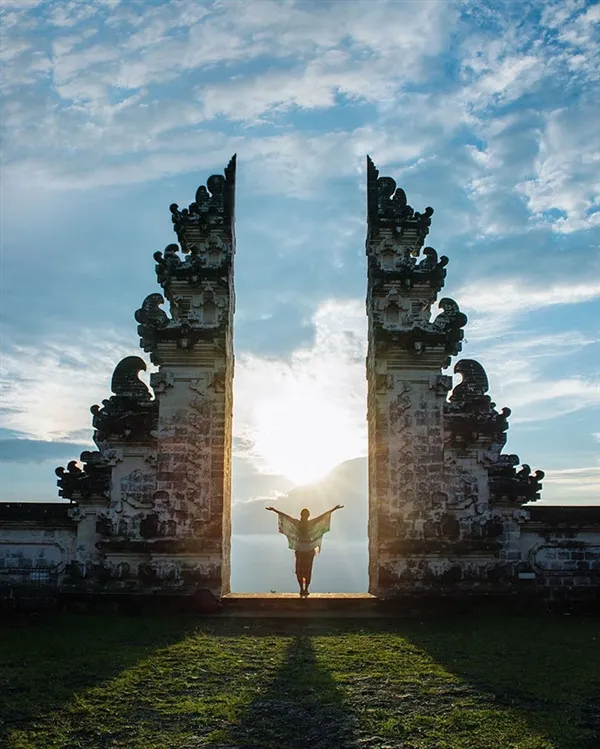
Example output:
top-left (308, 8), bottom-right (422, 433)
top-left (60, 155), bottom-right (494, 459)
top-left (111, 356), bottom-right (153, 402)
top-left (451, 360), bottom-right (489, 404)
top-left (445, 359), bottom-right (511, 447)
top-left (432, 298), bottom-right (468, 353)
top-left (134, 293), bottom-right (170, 355)
top-left (169, 155), bottom-right (237, 253)
top-left (154, 244), bottom-right (182, 287)
top-left (366, 156), bottom-right (433, 251)
top-left (90, 357), bottom-right (158, 446)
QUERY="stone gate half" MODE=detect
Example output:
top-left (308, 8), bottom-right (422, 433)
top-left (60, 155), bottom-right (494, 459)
top-left (51, 157), bottom-right (235, 596)
top-left (366, 156), bottom-right (545, 598)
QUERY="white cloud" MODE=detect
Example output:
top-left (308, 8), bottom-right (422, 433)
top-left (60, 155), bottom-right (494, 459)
top-left (0, 333), bottom-right (142, 441)
top-left (518, 105), bottom-right (600, 232)
top-left (506, 378), bottom-right (600, 423)
top-left (458, 279), bottom-right (600, 319)
top-left (0, 0), bottom-right (455, 189)
top-left (541, 466), bottom-right (600, 504)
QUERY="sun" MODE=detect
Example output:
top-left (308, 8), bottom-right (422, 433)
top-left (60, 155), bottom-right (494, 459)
top-left (242, 383), bottom-right (366, 486)
top-left (233, 299), bottom-right (368, 486)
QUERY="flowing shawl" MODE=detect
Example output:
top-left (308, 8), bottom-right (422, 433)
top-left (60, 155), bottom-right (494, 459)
top-left (277, 512), bottom-right (333, 554)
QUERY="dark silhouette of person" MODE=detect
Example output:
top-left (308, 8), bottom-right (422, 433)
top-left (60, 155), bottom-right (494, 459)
top-left (265, 504), bottom-right (344, 596)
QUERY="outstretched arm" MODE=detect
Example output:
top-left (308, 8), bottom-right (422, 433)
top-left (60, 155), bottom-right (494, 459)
top-left (312, 504), bottom-right (344, 523)
top-left (265, 506), bottom-right (295, 521)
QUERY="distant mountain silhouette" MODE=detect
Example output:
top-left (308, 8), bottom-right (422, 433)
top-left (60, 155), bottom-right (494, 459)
top-left (231, 456), bottom-right (368, 540)
top-left (230, 456), bottom-right (369, 591)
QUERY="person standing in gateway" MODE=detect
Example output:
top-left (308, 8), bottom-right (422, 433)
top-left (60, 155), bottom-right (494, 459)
top-left (265, 504), bottom-right (344, 596)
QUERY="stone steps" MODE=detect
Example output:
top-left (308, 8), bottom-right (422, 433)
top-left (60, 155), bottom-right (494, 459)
top-left (221, 592), bottom-right (383, 618)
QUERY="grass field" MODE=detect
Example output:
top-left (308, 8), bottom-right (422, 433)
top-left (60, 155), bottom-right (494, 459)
top-left (0, 613), bottom-right (598, 748)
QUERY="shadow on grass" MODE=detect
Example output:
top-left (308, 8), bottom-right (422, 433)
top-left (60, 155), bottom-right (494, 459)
top-left (221, 635), bottom-right (358, 749)
top-left (401, 614), bottom-right (600, 749)
top-left (0, 614), bottom-right (196, 745)
top-left (1, 613), bottom-right (598, 749)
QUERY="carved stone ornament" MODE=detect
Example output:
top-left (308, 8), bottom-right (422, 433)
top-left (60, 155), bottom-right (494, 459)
top-left (370, 240), bottom-right (449, 292)
top-left (154, 244), bottom-right (182, 286)
top-left (366, 156), bottom-right (433, 250)
top-left (170, 155), bottom-right (236, 252)
top-left (445, 359), bottom-right (511, 447)
top-left (154, 237), bottom-right (230, 291)
top-left (150, 370), bottom-right (174, 394)
top-left (374, 296), bottom-right (468, 362)
top-left (56, 450), bottom-right (111, 501)
top-left (134, 293), bottom-right (170, 355)
top-left (90, 357), bottom-right (158, 445)
top-left (135, 287), bottom-right (226, 361)
top-left (489, 454), bottom-right (545, 505)
top-left (431, 298), bottom-right (468, 344)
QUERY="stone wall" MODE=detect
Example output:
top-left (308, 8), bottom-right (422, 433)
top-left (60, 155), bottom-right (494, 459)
top-left (520, 506), bottom-right (600, 608)
top-left (0, 503), bottom-right (76, 589)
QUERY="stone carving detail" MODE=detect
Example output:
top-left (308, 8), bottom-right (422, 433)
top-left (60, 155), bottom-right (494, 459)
top-left (170, 155), bottom-right (236, 252)
top-left (150, 370), bottom-right (174, 394)
top-left (154, 244), bottom-right (182, 286)
top-left (431, 298), bottom-right (468, 344)
top-left (445, 359), bottom-right (511, 446)
top-left (136, 286), bottom-right (228, 362)
top-left (370, 240), bottom-right (449, 291)
top-left (56, 450), bottom-right (111, 501)
top-left (374, 295), bottom-right (467, 361)
top-left (367, 155), bottom-right (433, 249)
top-left (154, 237), bottom-right (230, 291)
top-left (365, 156), bottom-right (549, 598)
top-left (90, 357), bottom-right (158, 445)
top-left (135, 293), bottom-right (170, 355)
top-left (120, 469), bottom-right (156, 509)
top-left (489, 455), bottom-right (544, 505)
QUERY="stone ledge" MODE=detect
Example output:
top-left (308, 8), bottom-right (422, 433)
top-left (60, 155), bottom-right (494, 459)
top-left (525, 505), bottom-right (600, 528)
top-left (221, 593), bottom-right (382, 618)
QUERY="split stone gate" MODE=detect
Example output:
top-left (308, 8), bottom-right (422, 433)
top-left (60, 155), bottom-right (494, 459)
top-left (1, 157), bottom-right (599, 608)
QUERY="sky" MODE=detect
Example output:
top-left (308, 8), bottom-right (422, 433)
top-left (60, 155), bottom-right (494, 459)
top-left (1, 0), bottom-right (599, 578)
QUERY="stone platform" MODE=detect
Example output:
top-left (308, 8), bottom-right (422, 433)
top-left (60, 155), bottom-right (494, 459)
top-left (221, 593), bottom-right (382, 618)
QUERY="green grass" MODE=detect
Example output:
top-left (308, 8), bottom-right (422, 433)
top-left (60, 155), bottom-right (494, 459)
top-left (0, 614), bottom-right (598, 748)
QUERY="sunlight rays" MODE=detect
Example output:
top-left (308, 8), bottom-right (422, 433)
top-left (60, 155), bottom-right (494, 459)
top-left (233, 300), bottom-right (368, 485)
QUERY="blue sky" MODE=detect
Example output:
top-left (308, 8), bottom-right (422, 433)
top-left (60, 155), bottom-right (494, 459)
top-left (1, 0), bottom-right (599, 514)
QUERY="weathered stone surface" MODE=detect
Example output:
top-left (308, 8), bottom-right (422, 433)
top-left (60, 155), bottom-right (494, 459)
top-left (0, 158), bottom-right (237, 600)
top-left (55, 451), bottom-right (111, 501)
top-left (365, 156), bottom-right (554, 600)
top-left (90, 356), bottom-right (158, 446)
top-left (445, 360), bottom-right (511, 448)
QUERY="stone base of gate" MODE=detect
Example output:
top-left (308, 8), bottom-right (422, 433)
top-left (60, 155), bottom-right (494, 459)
top-left (219, 591), bottom-right (551, 617)
top-left (3, 588), bottom-right (598, 618)
top-left (221, 593), bottom-right (381, 618)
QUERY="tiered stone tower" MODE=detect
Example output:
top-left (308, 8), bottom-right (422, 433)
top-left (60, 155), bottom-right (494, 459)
top-left (54, 157), bottom-right (237, 597)
top-left (365, 157), bottom-right (543, 598)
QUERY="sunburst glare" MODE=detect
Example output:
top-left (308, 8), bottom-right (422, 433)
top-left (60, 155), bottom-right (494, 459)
top-left (234, 300), bottom-right (368, 485)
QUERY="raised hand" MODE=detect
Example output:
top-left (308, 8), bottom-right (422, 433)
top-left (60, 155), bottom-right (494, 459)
top-left (265, 506), bottom-right (276, 512)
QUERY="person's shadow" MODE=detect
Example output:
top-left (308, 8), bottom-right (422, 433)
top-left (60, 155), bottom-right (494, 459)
top-left (224, 635), bottom-right (358, 748)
